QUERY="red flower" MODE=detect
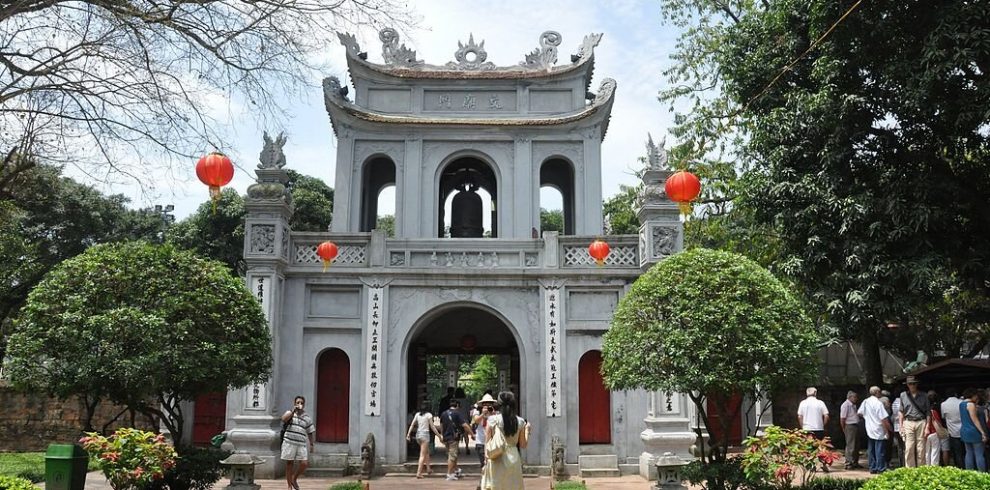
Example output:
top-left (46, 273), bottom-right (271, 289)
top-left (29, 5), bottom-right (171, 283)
top-left (132, 467), bottom-right (145, 478)
top-left (774, 464), bottom-right (793, 480)
top-left (103, 452), bottom-right (121, 462)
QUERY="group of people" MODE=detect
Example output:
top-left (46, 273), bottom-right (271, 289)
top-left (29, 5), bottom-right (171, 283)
top-left (798, 377), bottom-right (989, 476)
top-left (405, 388), bottom-right (530, 489)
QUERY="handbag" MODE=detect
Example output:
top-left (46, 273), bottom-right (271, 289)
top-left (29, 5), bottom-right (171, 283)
top-left (485, 421), bottom-right (507, 460)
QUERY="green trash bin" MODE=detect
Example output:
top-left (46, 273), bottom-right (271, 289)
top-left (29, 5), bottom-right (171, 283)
top-left (45, 444), bottom-right (89, 490)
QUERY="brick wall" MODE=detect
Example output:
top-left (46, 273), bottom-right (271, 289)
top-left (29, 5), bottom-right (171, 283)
top-left (0, 382), bottom-right (154, 451)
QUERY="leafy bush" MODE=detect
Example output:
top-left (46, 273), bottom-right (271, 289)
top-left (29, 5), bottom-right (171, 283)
top-left (79, 428), bottom-right (177, 489)
top-left (799, 478), bottom-right (866, 490)
top-left (553, 481), bottom-right (588, 490)
top-left (12, 470), bottom-right (42, 484)
top-left (328, 482), bottom-right (364, 490)
top-left (0, 475), bottom-right (35, 490)
top-left (861, 466), bottom-right (990, 490)
top-left (145, 446), bottom-right (231, 490)
top-left (682, 458), bottom-right (771, 490)
top-left (742, 425), bottom-right (839, 488)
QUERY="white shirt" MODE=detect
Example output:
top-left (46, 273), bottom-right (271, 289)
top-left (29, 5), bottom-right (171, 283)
top-left (858, 396), bottom-right (889, 440)
top-left (890, 398), bottom-right (902, 431)
top-left (941, 396), bottom-right (963, 438)
top-left (797, 396), bottom-right (829, 431)
top-left (840, 399), bottom-right (860, 424)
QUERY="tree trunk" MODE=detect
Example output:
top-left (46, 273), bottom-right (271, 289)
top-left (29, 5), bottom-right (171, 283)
top-left (861, 328), bottom-right (884, 387)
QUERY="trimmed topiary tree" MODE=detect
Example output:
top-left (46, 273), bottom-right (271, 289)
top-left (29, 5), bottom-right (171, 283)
top-left (861, 466), bottom-right (990, 490)
top-left (602, 248), bottom-right (822, 463)
top-left (5, 242), bottom-right (272, 446)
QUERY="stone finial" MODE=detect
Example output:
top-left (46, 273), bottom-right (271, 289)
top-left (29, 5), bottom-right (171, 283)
top-left (646, 133), bottom-right (669, 170)
top-left (337, 32), bottom-right (367, 60)
top-left (594, 78), bottom-right (617, 104)
top-left (447, 34), bottom-right (496, 70)
top-left (571, 32), bottom-right (603, 63)
top-left (379, 28), bottom-right (422, 67)
top-left (520, 31), bottom-right (561, 71)
top-left (258, 131), bottom-right (287, 169)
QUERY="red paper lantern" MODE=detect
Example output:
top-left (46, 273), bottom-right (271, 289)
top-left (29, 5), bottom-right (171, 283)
top-left (460, 335), bottom-right (477, 352)
top-left (664, 170), bottom-right (702, 215)
top-left (316, 241), bottom-right (338, 272)
top-left (588, 239), bottom-right (610, 267)
top-left (195, 152), bottom-right (234, 207)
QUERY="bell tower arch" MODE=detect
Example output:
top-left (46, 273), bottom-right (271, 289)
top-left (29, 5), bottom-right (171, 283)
top-left (437, 155), bottom-right (499, 238)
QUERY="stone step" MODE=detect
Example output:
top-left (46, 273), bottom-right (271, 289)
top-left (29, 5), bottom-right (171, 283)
top-left (618, 463), bottom-right (639, 476)
top-left (577, 454), bottom-right (618, 470)
top-left (579, 468), bottom-right (621, 478)
top-left (303, 468), bottom-right (347, 478)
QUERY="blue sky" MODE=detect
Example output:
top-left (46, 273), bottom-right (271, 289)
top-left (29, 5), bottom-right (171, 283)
top-left (112, 1), bottom-right (682, 220)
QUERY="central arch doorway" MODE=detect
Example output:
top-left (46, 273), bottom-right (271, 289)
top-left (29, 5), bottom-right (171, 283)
top-left (405, 305), bottom-right (520, 460)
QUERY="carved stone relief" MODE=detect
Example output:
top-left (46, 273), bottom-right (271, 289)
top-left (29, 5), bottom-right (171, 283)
top-left (446, 34), bottom-right (496, 70)
top-left (651, 225), bottom-right (678, 258)
top-left (379, 28), bottom-right (422, 67)
top-left (520, 31), bottom-right (561, 70)
top-left (532, 141), bottom-right (583, 169)
top-left (250, 225), bottom-right (276, 254)
top-left (354, 140), bottom-right (405, 168)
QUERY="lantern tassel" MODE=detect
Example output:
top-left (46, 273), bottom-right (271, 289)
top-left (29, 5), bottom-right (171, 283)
top-left (209, 186), bottom-right (221, 214)
top-left (677, 201), bottom-right (693, 216)
top-left (595, 258), bottom-right (605, 267)
top-left (322, 259), bottom-right (330, 272)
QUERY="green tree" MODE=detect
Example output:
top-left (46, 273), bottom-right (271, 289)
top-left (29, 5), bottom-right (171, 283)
top-left (166, 189), bottom-right (247, 274)
top-left (286, 169), bottom-right (334, 232)
top-left (601, 248), bottom-right (821, 465)
top-left (167, 171), bottom-right (334, 272)
top-left (0, 165), bottom-right (163, 359)
top-left (375, 214), bottom-right (395, 238)
top-left (658, 0), bottom-right (990, 383)
top-left (5, 242), bottom-right (271, 445)
top-left (602, 185), bottom-right (640, 235)
top-left (539, 208), bottom-right (564, 233)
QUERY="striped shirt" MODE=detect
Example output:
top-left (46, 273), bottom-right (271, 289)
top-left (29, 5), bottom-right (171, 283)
top-left (283, 412), bottom-right (315, 446)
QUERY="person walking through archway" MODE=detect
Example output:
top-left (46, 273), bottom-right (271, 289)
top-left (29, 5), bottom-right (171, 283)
top-left (481, 391), bottom-right (530, 489)
top-left (407, 401), bottom-right (442, 478)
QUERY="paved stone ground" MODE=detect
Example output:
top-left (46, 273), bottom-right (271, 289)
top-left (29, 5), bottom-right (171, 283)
top-left (72, 462), bottom-right (877, 490)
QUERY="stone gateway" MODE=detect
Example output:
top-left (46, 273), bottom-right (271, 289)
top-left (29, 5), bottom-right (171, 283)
top-left (219, 28), bottom-right (714, 480)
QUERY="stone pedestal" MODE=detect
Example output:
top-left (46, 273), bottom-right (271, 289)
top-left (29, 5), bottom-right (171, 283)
top-left (638, 392), bottom-right (696, 480)
top-left (225, 419), bottom-right (281, 478)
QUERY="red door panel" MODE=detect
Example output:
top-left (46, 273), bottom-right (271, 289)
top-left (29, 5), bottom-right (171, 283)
top-left (579, 350), bottom-right (611, 444)
top-left (707, 392), bottom-right (743, 446)
top-left (317, 348), bottom-right (349, 443)
top-left (192, 391), bottom-right (227, 446)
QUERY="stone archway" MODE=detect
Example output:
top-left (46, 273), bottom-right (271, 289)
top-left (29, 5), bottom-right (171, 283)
top-left (403, 303), bottom-right (521, 460)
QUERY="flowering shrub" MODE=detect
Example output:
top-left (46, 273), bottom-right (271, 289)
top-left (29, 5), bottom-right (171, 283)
top-left (741, 425), bottom-right (839, 489)
top-left (80, 428), bottom-right (178, 490)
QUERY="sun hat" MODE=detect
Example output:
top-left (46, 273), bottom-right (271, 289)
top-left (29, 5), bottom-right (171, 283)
top-left (477, 393), bottom-right (496, 405)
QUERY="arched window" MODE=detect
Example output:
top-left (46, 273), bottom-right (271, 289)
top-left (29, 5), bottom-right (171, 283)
top-left (360, 157), bottom-right (396, 233)
top-left (540, 158), bottom-right (575, 235)
top-left (438, 157), bottom-right (497, 238)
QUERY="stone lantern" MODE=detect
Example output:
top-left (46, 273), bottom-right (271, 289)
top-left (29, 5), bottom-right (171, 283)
top-left (653, 452), bottom-right (688, 490)
top-left (219, 453), bottom-right (266, 490)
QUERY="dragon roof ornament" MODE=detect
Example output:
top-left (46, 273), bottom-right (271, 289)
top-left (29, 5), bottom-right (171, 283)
top-left (645, 133), bottom-right (669, 171)
top-left (336, 28), bottom-right (603, 75)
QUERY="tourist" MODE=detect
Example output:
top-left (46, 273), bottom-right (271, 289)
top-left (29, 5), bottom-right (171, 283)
top-left (481, 391), bottom-right (530, 489)
top-left (887, 390), bottom-right (903, 468)
top-left (924, 390), bottom-right (949, 466)
top-left (858, 386), bottom-right (892, 474)
top-left (941, 387), bottom-right (965, 468)
top-left (440, 399), bottom-right (473, 480)
top-left (280, 396), bottom-right (315, 490)
top-left (960, 388), bottom-right (988, 471)
top-left (438, 386), bottom-right (455, 415)
top-left (840, 390), bottom-right (862, 469)
top-left (797, 387), bottom-right (830, 472)
top-left (473, 396), bottom-right (496, 466)
top-left (454, 387), bottom-right (471, 454)
top-left (899, 376), bottom-right (930, 467)
top-left (407, 401), bottom-right (442, 479)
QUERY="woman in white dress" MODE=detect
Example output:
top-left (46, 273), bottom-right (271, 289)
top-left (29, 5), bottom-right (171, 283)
top-left (407, 401), bottom-right (442, 478)
top-left (482, 391), bottom-right (530, 490)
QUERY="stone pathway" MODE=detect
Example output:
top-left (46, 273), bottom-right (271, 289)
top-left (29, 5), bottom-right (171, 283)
top-left (71, 463), bottom-right (878, 490)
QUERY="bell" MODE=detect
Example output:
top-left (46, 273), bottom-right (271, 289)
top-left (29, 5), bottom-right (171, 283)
top-left (450, 185), bottom-right (484, 237)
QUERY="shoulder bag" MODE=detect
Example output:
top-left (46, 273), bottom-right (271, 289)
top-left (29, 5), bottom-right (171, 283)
top-left (280, 415), bottom-right (292, 442)
top-left (485, 420), bottom-right (507, 460)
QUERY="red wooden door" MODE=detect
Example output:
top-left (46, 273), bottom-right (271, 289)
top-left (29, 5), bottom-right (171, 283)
top-left (706, 392), bottom-right (743, 446)
top-left (317, 348), bottom-right (349, 443)
top-left (191, 391), bottom-right (227, 446)
top-left (579, 350), bottom-right (611, 444)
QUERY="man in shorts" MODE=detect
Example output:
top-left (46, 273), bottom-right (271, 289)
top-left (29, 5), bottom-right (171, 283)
top-left (281, 396), bottom-right (315, 490)
top-left (440, 400), bottom-right (473, 480)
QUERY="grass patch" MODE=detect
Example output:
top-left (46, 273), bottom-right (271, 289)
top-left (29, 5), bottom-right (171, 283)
top-left (328, 482), bottom-right (365, 490)
top-left (553, 481), bottom-right (588, 490)
top-left (0, 452), bottom-right (100, 482)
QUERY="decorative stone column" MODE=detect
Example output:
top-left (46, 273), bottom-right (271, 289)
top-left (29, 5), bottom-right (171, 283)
top-left (225, 132), bottom-right (294, 479)
top-left (636, 135), bottom-right (694, 479)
